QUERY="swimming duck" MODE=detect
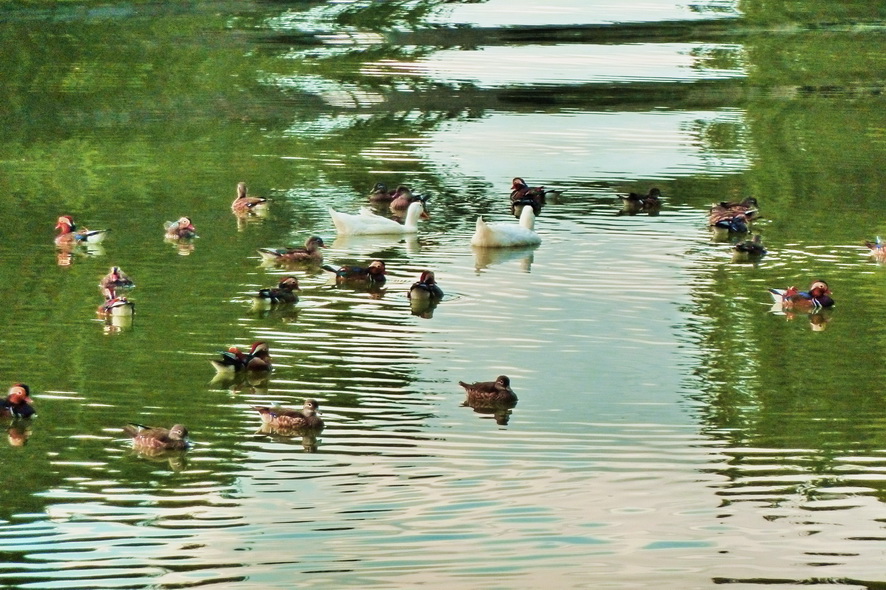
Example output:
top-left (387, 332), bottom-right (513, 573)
top-left (769, 280), bottom-right (834, 310)
top-left (123, 423), bottom-right (190, 452)
top-left (458, 375), bottom-right (518, 407)
top-left (254, 276), bottom-right (300, 306)
top-left (732, 234), bottom-right (767, 262)
top-left (329, 200), bottom-right (429, 236)
top-left (322, 260), bottom-right (387, 287)
top-left (709, 212), bottom-right (749, 240)
top-left (257, 236), bottom-right (326, 264)
top-left (164, 216), bottom-right (197, 240)
top-left (1, 384), bottom-right (35, 419)
top-left (99, 266), bottom-right (135, 291)
top-left (709, 197), bottom-right (759, 226)
top-left (97, 287), bottom-right (135, 317)
top-left (231, 182), bottom-right (269, 215)
top-left (865, 237), bottom-right (886, 262)
top-left (54, 215), bottom-right (109, 246)
top-left (471, 205), bottom-right (541, 248)
top-left (368, 182), bottom-right (398, 202)
top-left (618, 188), bottom-right (662, 214)
top-left (210, 341), bottom-right (272, 373)
top-left (408, 270), bottom-right (444, 302)
top-left (252, 399), bottom-right (324, 432)
top-left (388, 186), bottom-right (423, 211)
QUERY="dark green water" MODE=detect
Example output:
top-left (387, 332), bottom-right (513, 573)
top-left (0, 1), bottom-right (884, 588)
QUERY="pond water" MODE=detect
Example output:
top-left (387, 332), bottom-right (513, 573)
top-left (0, 0), bottom-right (884, 588)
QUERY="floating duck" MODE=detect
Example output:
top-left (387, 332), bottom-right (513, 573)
top-left (408, 270), bottom-right (444, 302)
top-left (1, 384), bottom-right (35, 419)
top-left (368, 182), bottom-right (398, 202)
top-left (710, 197), bottom-right (760, 222)
top-left (709, 212), bottom-right (749, 240)
top-left (253, 276), bottom-right (300, 307)
top-left (54, 215), bottom-right (109, 246)
top-left (99, 266), bottom-right (135, 291)
top-left (458, 375), bottom-right (518, 407)
top-left (769, 280), bottom-right (834, 310)
top-left (388, 186), bottom-right (424, 212)
top-left (618, 188), bottom-right (662, 214)
top-left (97, 287), bottom-right (135, 317)
top-left (164, 216), bottom-right (197, 240)
top-left (253, 399), bottom-right (324, 432)
top-left (329, 200), bottom-right (428, 236)
top-left (123, 423), bottom-right (190, 452)
top-left (471, 205), bottom-right (541, 248)
top-left (732, 234), bottom-right (767, 262)
top-left (865, 237), bottom-right (886, 262)
top-left (231, 182), bottom-right (269, 215)
top-left (322, 260), bottom-right (387, 287)
top-left (257, 236), bottom-right (326, 264)
top-left (211, 341), bottom-right (272, 373)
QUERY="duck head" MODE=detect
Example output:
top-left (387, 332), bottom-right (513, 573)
top-left (368, 260), bottom-right (386, 277)
top-left (55, 215), bottom-right (76, 234)
top-left (278, 276), bottom-right (300, 291)
top-left (7, 383), bottom-right (33, 406)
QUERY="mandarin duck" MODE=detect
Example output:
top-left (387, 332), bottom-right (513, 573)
top-left (99, 266), bottom-right (135, 291)
top-left (97, 287), bottom-right (135, 317)
top-left (254, 276), bottom-right (300, 306)
top-left (458, 375), bottom-right (518, 407)
top-left (329, 200), bottom-right (428, 236)
top-left (253, 399), bottom-right (324, 432)
top-left (769, 280), bottom-right (834, 310)
top-left (231, 182), bottom-right (269, 215)
top-left (211, 341), bottom-right (272, 373)
top-left (257, 236), bottom-right (326, 264)
top-left (618, 188), bottom-right (662, 214)
top-left (54, 215), bottom-right (109, 246)
top-left (1, 384), bottom-right (35, 419)
top-left (408, 270), bottom-right (444, 302)
top-left (732, 234), bottom-right (767, 262)
top-left (865, 237), bottom-right (886, 262)
top-left (368, 182), bottom-right (398, 202)
top-left (164, 216), bottom-right (197, 240)
top-left (388, 186), bottom-right (426, 212)
top-left (123, 423), bottom-right (190, 452)
top-left (322, 260), bottom-right (386, 287)
top-left (471, 205), bottom-right (541, 248)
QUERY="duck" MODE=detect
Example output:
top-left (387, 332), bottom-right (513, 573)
top-left (509, 177), bottom-right (548, 217)
top-left (54, 215), bottom-right (109, 246)
top-left (368, 182), bottom-right (398, 202)
top-left (1, 384), bottom-right (35, 419)
top-left (97, 287), bottom-right (135, 317)
top-left (164, 216), bottom-right (197, 240)
top-left (329, 200), bottom-right (429, 236)
top-left (388, 186), bottom-right (422, 211)
top-left (322, 260), bottom-right (386, 287)
top-left (458, 375), bottom-right (518, 407)
top-left (618, 188), bottom-right (662, 214)
top-left (254, 276), bottom-right (300, 306)
top-left (471, 205), bottom-right (541, 248)
top-left (732, 234), bottom-right (767, 262)
top-left (709, 197), bottom-right (759, 227)
top-left (257, 236), bottom-right (326, 264)
top-left (123, 423), bottom-right (190, 452)
top-left (252, 399), bottom-right (324, 432)
top-left (408, 270), bottom-right (444, 302)
top-left (99, 266), bottom-right (135, 291)
top-left (769, 280), bottom-right (834, 310)
top-left (865, 237), bottom-right (886, 262)
top-left (210, 341), bottom-right (272, 373)
top-left (231, 182), bottom-right (269, 215)
top-left (709, 212), bottom-right (749, 240)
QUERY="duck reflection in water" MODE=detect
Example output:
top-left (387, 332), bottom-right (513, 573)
top-left (459, 375), bottom-right (519, 426)
top-left (6, 423), bottom-right (32, 447)
top-left (209, 370), bottom-right (270, 396)
top-left (473, 244), bottom-right (537, 273)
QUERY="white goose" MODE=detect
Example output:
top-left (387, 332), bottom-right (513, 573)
top-left (329, 200), bottom-right (428, 236)
top-left (470, 205), bottom-right (541, 248)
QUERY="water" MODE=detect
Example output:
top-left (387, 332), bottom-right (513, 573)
top-left (0, 0), bottom-right (884, 588)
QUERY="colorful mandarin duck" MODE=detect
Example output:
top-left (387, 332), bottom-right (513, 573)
top-left (709, 197), bottom-right (759, 228)
top-left (99, 266), bottom-right (135, 291)
top-left (257, 236), bottom-right (326, 264)
top-left (329, 201), bottom-right (429, 236)
top-left (253, 399), bottom-right (324, 432)
top-left (618, 188), bottom-right (662, 214)
top-left (164, 217), bottom-right (197, 240)
top-left (54, 215), bottom-right (109, 246)
top-left (459, 375), bottom-right (518, 407)
top-left (408, 270), bottom-right (444, 302)
top-left (231, 182), bottom-right (269, 215)
top-left (322, 260), bottom-right (386, 287)
top-left (211, 341), bottom-right (272, 373)
top-left (865, 237), bottom-right (886, 262)
top-left (254, 276), bottom-right (300, 305)
top-left (769, 280), bottom-right (834, 310)
top-left (97, 287), bottom-right (135, 317)
top-left (1, 384), bottom-right (35, 419)
top-left (510, 177), bottom-right (548, 216)
top-left (732, 234), bottom-right (767, 262)
top-left (471, 205), bottom-right (541, 248)
top-left (123, 423), bottom-right (190, 452)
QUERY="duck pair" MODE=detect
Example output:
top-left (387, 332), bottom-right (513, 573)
top-left (211, 341), bottom-right (272, 373)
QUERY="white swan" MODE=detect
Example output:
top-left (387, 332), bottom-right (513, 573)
top-left (329, 200), bottom-right (428, 236)
top-left (470, 205), bottom-right (541, 248)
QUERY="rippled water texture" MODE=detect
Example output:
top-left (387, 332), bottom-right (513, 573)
top-left (0, 0), bottom-right (884, 588)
